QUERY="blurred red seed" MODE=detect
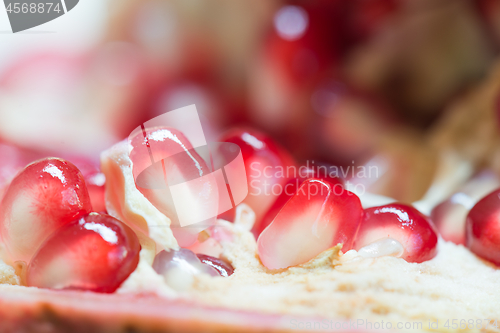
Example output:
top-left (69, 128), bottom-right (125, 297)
top-left (466, 188), bottom-right (500, 266)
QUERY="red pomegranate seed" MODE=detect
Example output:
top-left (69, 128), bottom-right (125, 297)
top-left (257, 178), bottom-right (362, 270)
top-left (27, 213), bottom-right (140, 293)
top-left (251, 1), bottom-right (347, 124)
top-left (254, 166), bottom-right (343, 238)
top-left (311, 80), bottom-right (397, 166)
top-left (196, 254), bottom-right (234, 277)
top-left (220, 128), bottom-right (295, 224)
top-left (431, 200), bottom-right (466, 245)
top-left (85, 172), bottom-right (106, 213)
top-left (354, 203), bottom-right (438, 263)
top-left (0, 158), bottom-right (92, 263)
top-left (129, 126), bottom-right (218, 247)
top-left (431, 171), bottom-right (500, 245)
top-left (0, 142), bottom-right (45, 202)
top-left (68, 157), bottom-right (107, 213)
top-left (466, 188), bottom-right (500, 266)
top-left (267, 3), bottom-right (345, 84)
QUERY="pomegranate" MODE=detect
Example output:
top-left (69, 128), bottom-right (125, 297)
top-left (27, 213), bottom-right (140, 293)
top-left (258, 178), bottom-right (362, 269)
top-left (0, 158), bottom-right (92, 263)
top-left (354, 203), bottom-right (438, 263)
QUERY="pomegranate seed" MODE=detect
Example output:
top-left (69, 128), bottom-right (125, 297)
top-left (129, 127), bottom-right (218, 247)
top-left (430, 201), bottom-right (466, 245)
top-left (432, 171), bottom-right (500, 245)
top-left (354, 203), bottom-right (438, 263)
top-left (85, 172), bottom-right (107, 213)
top-left (257, 178), bottom-right (362, 269)
top-left (267, 3), bottom-right (345, 84)
top-left (220, 128), bottom-right (295, 224)
top-left (27, 213), bottom-right (140, 293)
top-left (0, 158), bottom-right (92, 263)
top-left (255, 166), bottom-right (343, 238)
top-left (68, 157), bottom-right (107, 213)
top-left (0, 51), bottom-right (154, 152)
top-left (311, 80), bottom-right (396, 166)
top-left (217, 183), bottom-right (236, 222)
top-left (466, 188), bottom-right (500, 266)
top-left (0, 142), bottom-right (45, 202)
top-left (196, 254), bottom-right (234, 277)
top-left (248, 2), bottom-right (360, 138)
top-left (153, 248), bottom-right (219, 291)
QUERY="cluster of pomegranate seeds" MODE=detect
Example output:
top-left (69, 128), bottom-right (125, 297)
top-left (27, 213), bottom-right (140, 293)
top-left (466, 189), bottom-right (500, 266)
top-left (129, 126), bottom-right (218, 247)
top-left (196, 254), bottom-right (234, 277)
top-left (220, 128), bottom-right (295, 225)
top-left (354, 203), bottom-right (438, 263)
top-left (257, 178), bottom-right (362, 270)
top-left (255, 166), bottom-right (343, 238)
top-left (0, 158), bottom-right (92, 263)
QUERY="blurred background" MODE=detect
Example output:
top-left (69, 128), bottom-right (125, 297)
top-left (3, 0), bottom-right (500, 210)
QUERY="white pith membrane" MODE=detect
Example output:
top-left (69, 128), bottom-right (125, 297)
top-left (0, 140), bottom-right (499, 330)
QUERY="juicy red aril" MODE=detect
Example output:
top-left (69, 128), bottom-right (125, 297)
top-left (431, 200), bottom-right (466, 245)
top-left (466, 188), bottom-right (500, 266)
top-left (354, 203), bottom-right (438, 263)
top-left (220, 128), bottom-right (295, 224)
top-left (255, 166), bottom-right (343, 238)
top-left (257, 178), bottom-right (362, 270)
top-left (311, 80), bottom-right (396, 167)
top-left (0, 142), bottom-right (45, 202)
top-left (431, 171), bottom-right (500, 245)
top-left (267, 2), bottom-right (345, 84)
top-left (129, 126), bottom-right (217, 247)
top-left (27, 213), bottom-right (140, 293)
top-left (85, 172), bottom-right (106, 213)
top-left (196, 254), bottom-right (234, 277)
top-left (0, 158), bottom-right (92, 263)
top-left (68, 157), bottom-right (107, 213)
